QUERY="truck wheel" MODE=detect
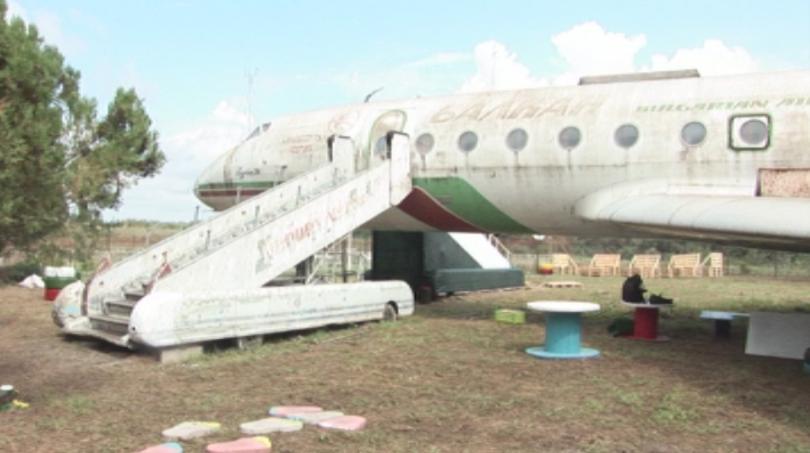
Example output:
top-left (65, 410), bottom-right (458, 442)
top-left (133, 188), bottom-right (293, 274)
top-left (383, 303), bottom-right (398, 322)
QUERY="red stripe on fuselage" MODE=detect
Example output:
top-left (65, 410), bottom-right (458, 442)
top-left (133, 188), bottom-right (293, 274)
top-left (397, 187), bottom-right (482, 232)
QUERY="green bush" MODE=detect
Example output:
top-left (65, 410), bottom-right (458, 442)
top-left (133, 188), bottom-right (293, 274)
top-left (0, 262), bottom-right (42, 284)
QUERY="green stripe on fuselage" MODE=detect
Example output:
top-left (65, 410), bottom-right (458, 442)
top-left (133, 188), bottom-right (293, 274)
top-left (413, 177), bottom-right (532, 233)
top-left (196, 181), bottom-right (280, 190)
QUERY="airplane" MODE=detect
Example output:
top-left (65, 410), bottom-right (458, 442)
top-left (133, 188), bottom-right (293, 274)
top-left (53, 68), bottom-right (810, 359)
top-left (194, 69), bottom-right (810, 252)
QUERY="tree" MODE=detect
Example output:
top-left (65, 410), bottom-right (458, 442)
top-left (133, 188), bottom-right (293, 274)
top-left (0, 1), bottom-right (164, 261)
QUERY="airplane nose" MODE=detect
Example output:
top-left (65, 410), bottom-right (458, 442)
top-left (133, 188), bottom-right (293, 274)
top-left (194, 148), bottom-right (236, 211)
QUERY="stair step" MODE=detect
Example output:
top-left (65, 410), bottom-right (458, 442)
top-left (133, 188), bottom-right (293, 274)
top-left (106, 298), bottom-right (137, 317)
top-left (90, 314), bottom-right (130, 336)
top-left (124, 287), bottom-right (146, 300)
top-left (68, 325), bottom-right (132, 349)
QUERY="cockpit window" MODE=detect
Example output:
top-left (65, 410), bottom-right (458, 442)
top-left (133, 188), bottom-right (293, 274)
top-left (245, 122), bottom-right (272, 141)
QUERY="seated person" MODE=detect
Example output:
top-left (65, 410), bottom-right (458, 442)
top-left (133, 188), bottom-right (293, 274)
top-left (622, 274), bottom-right (647, 303)
top-left (622, 274), bottom-right (673, 304)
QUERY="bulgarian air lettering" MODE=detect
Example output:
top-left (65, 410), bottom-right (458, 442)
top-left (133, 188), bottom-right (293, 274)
top-left (430, 97), bottom-right (605, 123)
top-left (636, 97), bottom-right (810, 113)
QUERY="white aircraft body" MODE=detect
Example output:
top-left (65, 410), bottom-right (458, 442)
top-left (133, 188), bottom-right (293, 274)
top-left (195, 70), bottom-right (810, 251)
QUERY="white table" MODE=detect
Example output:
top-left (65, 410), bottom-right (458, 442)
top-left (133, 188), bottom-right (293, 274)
top-left (525, 301), bottom-right (600, 359)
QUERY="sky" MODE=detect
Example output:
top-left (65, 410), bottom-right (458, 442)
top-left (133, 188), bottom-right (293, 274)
top-left (6, 0), bottom-right (810, 222)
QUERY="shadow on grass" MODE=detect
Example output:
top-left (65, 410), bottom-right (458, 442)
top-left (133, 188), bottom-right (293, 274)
top-left (414, 289), bottom-right (810, 436)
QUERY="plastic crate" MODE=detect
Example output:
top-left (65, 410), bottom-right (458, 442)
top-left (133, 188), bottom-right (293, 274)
top-left (494, 309), bottom-right (525, 325)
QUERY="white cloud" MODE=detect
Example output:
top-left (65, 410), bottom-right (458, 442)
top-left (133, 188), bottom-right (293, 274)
top-left (457, 22), bottom-right (759, 91)
top-left (459, 40), bottom-right (548, 93)
top-left (404, 52), bottom-right (471, 69)
top-left (329, 52), bottom-right (470, 101)
top-left (106, 100), bottom-right (253, 221)
top-left (168, 100), bottom-right (252, 161)
top-left (4, 2), bottom-right (86, 56)
top-left (33, 9), bottom-right (86, 55)
top-left (6, 0), bottom-right (27, 21)
top-left (551, 21), bottom-right (647, 85)
top-left (648, 39), bottom-right (758, 76)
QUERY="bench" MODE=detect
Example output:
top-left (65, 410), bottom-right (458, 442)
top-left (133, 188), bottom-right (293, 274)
top-left (551, 254), bottom-right (579, 275)
top-left (585, 254), bottom-right (621, 277)
top-left (700, 310), bottom-right (749, 338)
top-left (628, 254), bottom-right (661, 278)
top-left (701, 252), bottom-right (724, 277)
top-left (667, 253), bottom-right (702, 278)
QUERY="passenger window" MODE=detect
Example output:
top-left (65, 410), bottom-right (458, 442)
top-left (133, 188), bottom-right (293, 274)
top-left (681, 122), bottom-right (707, 146)
top-left (506, 128), bottom-right (528, 152)
top-left (730, 114), bottom-right (770, 150)
top-left (559, 126), bottom-right (582, 150)
top-left (415, 133), bottom-right (435, 154)
top-left (458, 131), bottom-right (478, 152)
top-left (614, 124), bottom-right (639, 148)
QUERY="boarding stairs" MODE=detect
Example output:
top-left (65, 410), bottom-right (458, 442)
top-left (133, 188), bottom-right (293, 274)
top-left (71, 133), bottom-right (412, 348)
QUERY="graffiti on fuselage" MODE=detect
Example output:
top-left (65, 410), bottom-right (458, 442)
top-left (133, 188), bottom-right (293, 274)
top-left (281, 134), bottom-right (324, 154)
top-left (430, 97), bottom-right (606, 123)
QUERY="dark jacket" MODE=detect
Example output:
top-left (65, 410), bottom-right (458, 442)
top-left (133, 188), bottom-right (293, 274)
top-left (622, 275), bottom-right (647, 302)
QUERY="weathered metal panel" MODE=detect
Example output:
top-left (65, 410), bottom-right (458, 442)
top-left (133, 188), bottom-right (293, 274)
top-left (389, 131), bottom-right (412, 205)
top-left (129, 281), bottom-right (414, 348)
top-left (758, 168), bottom-right (810, 198)
top-left (85, 164), bottom-right (337, 316)
top-left (370, 231), bottom-right (424, 290)
top-left (430, 268), bottom-right (524, 294)
top-left (423, 232), bottom-right (479, 272)
top-left (746, 312), bottom-right (810, 360)
top-left (157, 163), bottom-right (393, 292)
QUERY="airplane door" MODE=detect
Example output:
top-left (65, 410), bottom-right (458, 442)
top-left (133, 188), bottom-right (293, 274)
top-left (362, 110), bottom-right (406, 171)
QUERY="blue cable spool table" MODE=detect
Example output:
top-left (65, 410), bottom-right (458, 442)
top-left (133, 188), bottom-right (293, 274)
top-left (525, 301), bottom-right (601, 359)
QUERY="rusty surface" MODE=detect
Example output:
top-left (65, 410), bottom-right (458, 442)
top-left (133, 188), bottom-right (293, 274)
top-left (759, 168), bottom-right (810, 198)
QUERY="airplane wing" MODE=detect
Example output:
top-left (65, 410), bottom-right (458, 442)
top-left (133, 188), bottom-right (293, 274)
top-left (574, 182), bottom-right (810, 251)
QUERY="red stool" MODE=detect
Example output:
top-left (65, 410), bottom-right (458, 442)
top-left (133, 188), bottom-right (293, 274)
top-left (621, 302), bottom-right (670, 341)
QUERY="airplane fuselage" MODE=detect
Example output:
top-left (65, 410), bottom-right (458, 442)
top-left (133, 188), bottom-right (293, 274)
top-left (195, 70), bottom-right (810, 249)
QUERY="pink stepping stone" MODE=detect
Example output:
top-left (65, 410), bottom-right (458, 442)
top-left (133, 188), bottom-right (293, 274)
top-left (268, 405), bottom-right (322, 417)
top-left (317, 415), bottom-right (367, 431)
top-left (137, 442), bottom-right (183, 453)
top-left (206, 436), bottom-right (271, 453)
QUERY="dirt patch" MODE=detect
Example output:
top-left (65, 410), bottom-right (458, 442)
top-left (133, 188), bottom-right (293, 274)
top-left (1, 276), bottom-right (810, 452)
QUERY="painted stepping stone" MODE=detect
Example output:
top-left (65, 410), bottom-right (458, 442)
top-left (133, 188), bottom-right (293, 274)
top-left (137, 442), bottom-right (183, 453)
top-left (162, 421), bottom-right (221, 441)
top-left (287, 410), bottom-right (344, 424)
top-left (206, 436), bottom-right (272, 453)
top-left (240, 417), bottom-right (303, 435)
top-left (317, 415), bottom-right (367, 431)
top-left (267, 405), bottom-right (322, 417)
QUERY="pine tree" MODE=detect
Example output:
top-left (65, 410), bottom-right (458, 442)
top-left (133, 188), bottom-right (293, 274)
top-left (0, 1), bottom-right (165, 260)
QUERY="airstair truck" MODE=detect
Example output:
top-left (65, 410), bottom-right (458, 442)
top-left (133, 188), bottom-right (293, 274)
top-left (52, 134), bottom-right (415, 357)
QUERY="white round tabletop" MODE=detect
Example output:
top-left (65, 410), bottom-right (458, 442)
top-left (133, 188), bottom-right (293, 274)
top-left (526, 301), bottom-right (600, 313)
top-left (620, 301), bottom-right (669, 309)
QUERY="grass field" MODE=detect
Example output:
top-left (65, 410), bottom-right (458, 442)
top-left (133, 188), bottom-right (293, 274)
top-left (1, 275), bottom-right (809, 452)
